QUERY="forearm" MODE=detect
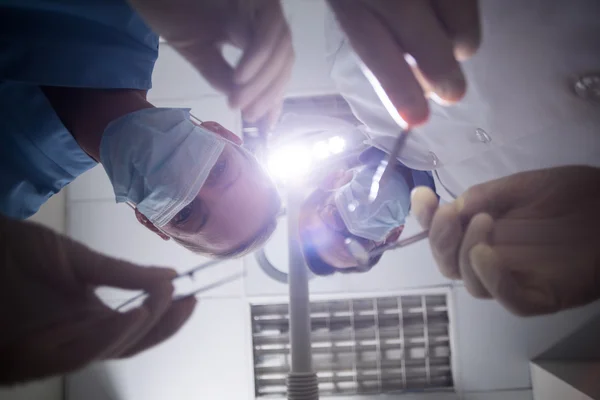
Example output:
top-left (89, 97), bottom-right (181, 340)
top-left (41, 87), bottom-right (151, 161)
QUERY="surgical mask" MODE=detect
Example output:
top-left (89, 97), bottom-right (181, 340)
top-left (334, 165), bottom-right (411, 242)
top-left (100, 108), bottom-right (225, 227)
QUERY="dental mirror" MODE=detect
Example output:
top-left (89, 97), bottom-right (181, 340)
top-left (345, 230), bottom-right (429, 267)
top-left (367, 129), bottom-right (411, 203)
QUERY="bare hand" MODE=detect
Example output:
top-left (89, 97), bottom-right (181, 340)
top-left (411, 166), bottom-right (600, 316)
top-left (128, 0), bottom-right (294, 126)
top-left (327, 0), bottom-right (480, 125)
top-left (0, 216), bottom-right (196, 384)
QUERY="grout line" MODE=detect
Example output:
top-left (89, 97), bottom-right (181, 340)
top-left (462, 387), bottom-right (532, 393)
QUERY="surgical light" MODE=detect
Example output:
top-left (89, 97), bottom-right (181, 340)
top-left (328, 135), bottom-right (346, 154)
top-left (312, 140), bottom-right (331, 160)
top-left (267, 135), bottom-right (347, 182)
top-left (267, 144), bottom-right (312, 182)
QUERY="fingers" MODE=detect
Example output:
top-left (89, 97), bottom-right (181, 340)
top-left (118, 296), bottom-right (197, 358)
top-left (373, 1), bottom-right (466, 103)
top-left (459, 172), bottom-right (539, 220)
top-left (105, 283), bottom-right (176, 358)
top-left (411, 186), bottom-right (440, 229)
top-left (179, 45), bottom-right (235, 94)
top-left (428, 203), bottom-right (464, 279)
top-left (230, 1), bottom-right (293, 123)
top-left (71, 242), bottom-right (176, 291)
top-left (458, 213), bottom-right (493, 298)
top-left (469, 244), bottom-right (553, 316)
top-left (328, 0), bottom-right (428, 125)
top-left (229, 32), bottom-right (293, 116)
top-left (432, 0), bottom-right (481, 60)
top-left (233, 0), bottom-right (289, 85)
top-left (264, 101), bottom-right (283, 130)
top-left (239, 51), bottom-right (293, 123)
top-left (2, 293), bottom-right (196, 383)
top-left (2, 308), bottom-right (148, 383)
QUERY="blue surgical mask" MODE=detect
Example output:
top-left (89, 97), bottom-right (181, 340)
top-left (100, 108), bottom-right (225, 227)
top-left (334, 166), bottom-right (411, 241)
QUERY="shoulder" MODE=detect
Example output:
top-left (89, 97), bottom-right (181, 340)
top-left (0, 82), bottom-right (96, 218)
top-left (0, 0), bottom-right (158, 89)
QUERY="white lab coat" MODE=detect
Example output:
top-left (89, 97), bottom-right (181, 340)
top-left (326, 0), bottom-right (600, 201)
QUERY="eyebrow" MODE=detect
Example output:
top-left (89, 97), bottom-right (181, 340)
top-left (224, 165), bottom-right (242, 192)
top-left (194, 201), bottom-right (209, 235)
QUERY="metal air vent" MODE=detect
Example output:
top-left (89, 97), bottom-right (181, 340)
top-left (251, 294), bottom-right (454, 397)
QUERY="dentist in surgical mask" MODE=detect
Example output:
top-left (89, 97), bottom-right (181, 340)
top-left (1, 0), bottom-right (288, 254)
top-left (100, 107), bottom-right (281, 257)
top-left (298, 144), bottom-right (436, 275)
top-left (43, 89), bottom-right (283, 257)
top-left (334, 165), bottom-right (412, 243)
top-left (0, 0), bottom-right (287, 382)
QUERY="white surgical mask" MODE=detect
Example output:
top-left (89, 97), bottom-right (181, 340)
top-left (100, 108), bottom-right (225, 227)
top-left (334, 166), bottom-right (411, 241)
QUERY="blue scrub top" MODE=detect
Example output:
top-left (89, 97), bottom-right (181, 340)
top-left (0, 0), bottom-right (159, 219)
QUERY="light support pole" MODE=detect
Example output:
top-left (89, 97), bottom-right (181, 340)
top-left (286, 184), bottom-right (319, 400)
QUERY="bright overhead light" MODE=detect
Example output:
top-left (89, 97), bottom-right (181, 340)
top-left (312, 140), bottom-right (331, 160)
top-left (267, 144), bottom-right (312, 182)
top-left (328, 136), bottom-right (346, 154)
top-left (267, 135), bottom-right (347, 182)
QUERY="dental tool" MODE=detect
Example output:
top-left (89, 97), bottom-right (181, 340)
top-left (367, 129), bottom-right (411, 202)
top-left (359, 64), bottom-right (412, 204)
top-left (345, 230), bottom-right (429, 267)
top-left (116, 259), bottom-right (243, 311)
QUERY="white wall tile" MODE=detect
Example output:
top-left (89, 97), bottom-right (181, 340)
top-left (244, 215), bottom-right (449, 297)
top-left (452, 287), bottom-right (600, 392)
top-left (67, 298), bottom-right (254, 400)
top-left (462, 390), bottom-right (532, 400)
top-left (282, 0), bottom-right (337, 96)
top-left (244, 215), bottom-right (352, 296)
top-left (67, 165), bottom-right (114, 202)
top-left (149, 45), bottom-right (241, 101)
top-left (67, 201), bottom-right (244, 301)
top-left (27, 189), bottom-right (66, 234)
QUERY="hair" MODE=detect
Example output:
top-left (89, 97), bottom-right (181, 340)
top-left (298, 187), bottom-right (382, 277)
top-left (173, 186), bottom-right (282, 258)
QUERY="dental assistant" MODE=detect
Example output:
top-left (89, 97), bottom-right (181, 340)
top-left (0, 0), bottom-right (284, 384)
top-left (0, 0), bottom-right (282, 256)
top-left (327, 0), bottom-right (600, 316)
top-left (288, 115), bottom-right (437, 275)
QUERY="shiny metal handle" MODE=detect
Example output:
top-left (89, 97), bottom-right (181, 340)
top-left (345, 230), bottom-right (429, 266)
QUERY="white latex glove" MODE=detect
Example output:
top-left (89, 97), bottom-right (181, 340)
top-left (411, 166), bottom-right (600, 316)
top-left (327, 0), bottom-right (481, 125)
top-left (127, 0), bottom-right (294, 126)
top-left (0, 215), bottom-right (196, 385)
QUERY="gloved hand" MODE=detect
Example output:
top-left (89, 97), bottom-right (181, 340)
top-left (127, 0), bottom-right (294, 126)
top-left (327, 0), bottom-right (480, 126)
top-left (411, 166), bottom-right (600, 316)
top-left (0, 215), bottom-right (196, 385)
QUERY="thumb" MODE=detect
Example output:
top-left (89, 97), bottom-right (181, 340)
top-left (410, 186), bottom-right (439, 230)
top-left (469, 244), bottom-right (552, 317)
